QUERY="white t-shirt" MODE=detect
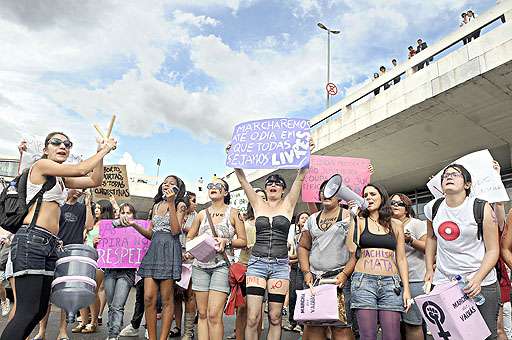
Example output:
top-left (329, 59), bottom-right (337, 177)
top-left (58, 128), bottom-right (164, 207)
top-left (404, 218), bottom-right (427, 282)
top-left (424, 197), bottom-right (496, 286)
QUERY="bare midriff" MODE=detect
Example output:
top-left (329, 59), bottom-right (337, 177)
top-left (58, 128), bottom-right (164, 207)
top-left (354, 247), bottom-right (398, 276)
top-left (23, 201), bottom-right (61, 235)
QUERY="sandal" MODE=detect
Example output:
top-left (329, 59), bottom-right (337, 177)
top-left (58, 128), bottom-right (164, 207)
top-left (169, 327), bottom-right (181, 337)
top-left (81, 323), bottom-right (97, 334)
top-left (71, 323), bottom-right (85, 333)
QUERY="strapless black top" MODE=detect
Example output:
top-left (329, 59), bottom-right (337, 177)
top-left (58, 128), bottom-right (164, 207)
top-left (252, 215), bottom-right (291, 259)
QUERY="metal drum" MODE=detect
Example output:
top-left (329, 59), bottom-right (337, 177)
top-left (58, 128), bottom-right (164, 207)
top-left (51, 244), bottom-right (98, 323)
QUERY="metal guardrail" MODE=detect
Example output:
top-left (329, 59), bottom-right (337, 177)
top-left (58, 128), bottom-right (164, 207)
top-left (309, 1), bottom-right (511, 129)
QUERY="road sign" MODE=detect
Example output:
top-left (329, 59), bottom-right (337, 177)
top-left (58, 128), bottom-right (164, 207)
top-left (326, 82), bottom-right (338, 95)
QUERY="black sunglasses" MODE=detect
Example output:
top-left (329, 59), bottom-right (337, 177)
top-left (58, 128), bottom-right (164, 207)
top-left (48, 137), bottom-right (73, 149)
top-left (265, 179), bottom-right (284, 188)
top-left (390, 201), bottom-right (406, 207)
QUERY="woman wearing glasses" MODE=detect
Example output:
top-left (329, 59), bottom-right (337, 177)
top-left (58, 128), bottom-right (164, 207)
top-left (390, 193), bottom-right (427, 340)
top-left (186, 177), bottom-right (246, 340)
top-left (233, 167), bottom-right (310, 340)
top-left (129, 175), bottom-right (187, 340)
top-left (424, 164), bottom-right (500, 339)
top-left (1, 132), bottom-right (116, 340)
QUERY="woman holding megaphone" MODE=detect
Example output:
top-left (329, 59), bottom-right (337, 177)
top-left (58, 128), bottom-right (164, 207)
top-left (1, 132), bottom-right (117, 340)
top-left (228, 138), bottom-right (314, 340)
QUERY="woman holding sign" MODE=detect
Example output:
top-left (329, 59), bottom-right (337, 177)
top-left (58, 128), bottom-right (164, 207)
top-left (230, 139), bottom-right (313, 340)
top-left (186, 177), bottom-right (246, 340)
top-left (129, 175), bottom-right (186, 340)
top-left (0, 132), bottom-right (117, 340)
top-left (347, 183), bottom-right (411, 340)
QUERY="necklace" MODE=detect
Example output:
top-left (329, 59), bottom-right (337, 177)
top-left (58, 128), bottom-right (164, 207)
top-left (318, 208), bottom-right (339, 232)
top-left (369, 216), bottom-right (381, 231)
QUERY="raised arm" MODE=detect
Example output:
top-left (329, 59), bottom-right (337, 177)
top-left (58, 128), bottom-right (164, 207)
top-left (234, 168), bottom-right (264, 209)
top-left (284, 168), bottom-right (308, 208)
top-left (34, 138), bottom-right (116, 189)
top-left (84, 191), bottom-right (94, 231)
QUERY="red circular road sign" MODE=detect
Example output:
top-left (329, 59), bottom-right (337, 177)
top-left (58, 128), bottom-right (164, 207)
top-left (326, 82), bottom-right (338, 95)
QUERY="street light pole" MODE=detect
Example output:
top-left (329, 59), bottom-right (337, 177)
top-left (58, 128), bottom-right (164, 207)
top-left (317, 22), bottom-right (340, 108)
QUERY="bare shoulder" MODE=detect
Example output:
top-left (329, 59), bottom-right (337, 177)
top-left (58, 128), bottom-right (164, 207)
top-left (390, 218), bottom-right (403, 232)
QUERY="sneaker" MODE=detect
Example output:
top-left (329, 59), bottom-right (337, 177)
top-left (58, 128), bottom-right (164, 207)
top-left (145, 328), bottom-right (149, 339)
top-left (119, 324), bottom-right (139, 337)
top-left (293, 325), bottom-right (302, 333)
top-left (1, 298), bottom-right (10, 317)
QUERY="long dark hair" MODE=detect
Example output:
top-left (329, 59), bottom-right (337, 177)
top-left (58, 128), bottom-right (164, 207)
top-left (42, 131), bottom-right (71, 159)
top-left (245, 202), bottom-right (255, 221)
top-left (153, 175), bottom-right (186, 207)
top-left (220, 178), bottom-right (231, 205)
top-left (94, 200), bottom-right (115, 222)
top-left (359, 183), bottom-right (393, 230)
top-left (183, 191), bottom-right (196, 210)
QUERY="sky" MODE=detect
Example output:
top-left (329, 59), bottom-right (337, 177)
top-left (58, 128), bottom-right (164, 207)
top-left (0, 0), bottom-right (496, 190)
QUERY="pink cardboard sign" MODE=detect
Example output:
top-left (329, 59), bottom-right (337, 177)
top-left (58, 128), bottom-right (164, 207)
top-left (301, 155), bottom-right (371, 203)
top-left (97, 220), bottom-right (151, 268)
top-left (415, 282), bottom-right (490, 340)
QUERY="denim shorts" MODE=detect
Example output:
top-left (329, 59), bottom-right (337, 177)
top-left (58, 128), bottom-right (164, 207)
top-left (192, 265), bottom-right (230, 294)
top-left (402, 281), bottom-right (424, 325)
top-left (11, 225), bottom-right (61, 277)
top-left (246, 256), bottom-right (289, 280)
top-left (351, 272), bottom-right (403, 312)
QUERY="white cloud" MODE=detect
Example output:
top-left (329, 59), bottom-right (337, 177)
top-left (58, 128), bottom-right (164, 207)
top-left (173, 10), bottom-right (220, 28)
top-left (0, 0), bottom-right (484, 162)
top-left (118, 152), bottom-right (145, 176)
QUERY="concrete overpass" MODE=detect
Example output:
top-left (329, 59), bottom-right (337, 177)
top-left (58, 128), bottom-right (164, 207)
top-left (224, 1), bottom-right (512, 213)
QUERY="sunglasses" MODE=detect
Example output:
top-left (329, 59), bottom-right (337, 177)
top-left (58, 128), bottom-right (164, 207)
top-left (390, 201), bottom-right (406, 207)
top-left (207, 183), bottom-right (225, 190)
top-left (48, 137), bottom-right (73, 149)
top-left (265, 179), bottom-right (284, 188)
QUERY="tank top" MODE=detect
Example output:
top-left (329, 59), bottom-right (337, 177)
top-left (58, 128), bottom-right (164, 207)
top-left (194, 206), bottom-right (235, 269)
top-left (306, 210), bottom-right (350, 275)
top-left (85, 224), bottom-right (99, 248)
top-left (252, 215), bottom-right (291, 259)
top-left (151, 202), bottom-right (174, 233)
top-left (359, 217), bottom-right (396, 250)
top-left (26, 166), bottom-right (66, 206)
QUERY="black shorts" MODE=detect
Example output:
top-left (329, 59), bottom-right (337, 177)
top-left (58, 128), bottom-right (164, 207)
top-left (11, 225), bottom-right (60, 277)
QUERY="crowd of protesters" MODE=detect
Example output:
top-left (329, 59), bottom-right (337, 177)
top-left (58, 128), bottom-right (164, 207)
top-left (0, 124), bottom-right (510, 340)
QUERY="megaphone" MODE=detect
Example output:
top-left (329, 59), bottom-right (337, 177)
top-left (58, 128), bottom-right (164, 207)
top-left (323, 174), bottom-right (368, 213)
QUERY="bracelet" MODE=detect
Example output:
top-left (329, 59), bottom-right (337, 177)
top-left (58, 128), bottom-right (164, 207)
top-left (340, 271), bottom-right (348, 278)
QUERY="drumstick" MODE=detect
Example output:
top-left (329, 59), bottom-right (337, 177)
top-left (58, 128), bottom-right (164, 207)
top-left (106, 115), bottom-right (116, 138)
top-left (93, 124), bottom-right (106, 140)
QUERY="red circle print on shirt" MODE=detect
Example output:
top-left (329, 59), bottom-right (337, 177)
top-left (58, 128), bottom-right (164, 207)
top-left (438, 221), bottom-right (460, 241)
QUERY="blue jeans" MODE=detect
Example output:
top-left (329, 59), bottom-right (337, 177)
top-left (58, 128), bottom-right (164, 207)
top-left (246, 256), bottom-right (289, 280)
top-left (104, 269), bottom-right (135, 337)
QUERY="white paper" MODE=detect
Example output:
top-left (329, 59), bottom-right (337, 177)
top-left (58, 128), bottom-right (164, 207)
top-left (426, 149), bottom-right (509, 203)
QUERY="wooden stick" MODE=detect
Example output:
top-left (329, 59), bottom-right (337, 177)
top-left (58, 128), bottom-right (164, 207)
top-left (93, 124), bottom-right (106, 140)
top-left (106, 115), bottom-right (116, 138)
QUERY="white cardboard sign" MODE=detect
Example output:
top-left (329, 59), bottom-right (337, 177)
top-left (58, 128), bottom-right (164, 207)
top-left (427, 149), bottom-right (509, 203)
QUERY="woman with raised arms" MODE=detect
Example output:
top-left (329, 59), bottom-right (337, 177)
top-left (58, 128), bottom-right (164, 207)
top-left (229, 139), bottom-right (313, 340)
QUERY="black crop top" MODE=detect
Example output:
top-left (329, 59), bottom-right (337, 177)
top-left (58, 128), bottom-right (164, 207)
top-left (359, 217), bottom-right (396, 251)
top-left (251, 215), bottom-right (291, 259)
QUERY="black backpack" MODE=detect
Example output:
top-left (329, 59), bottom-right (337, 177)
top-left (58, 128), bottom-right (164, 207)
top-left (0, 168), bottom-right (56, 233)
top-left (431, 197), bottom-right (486, 240)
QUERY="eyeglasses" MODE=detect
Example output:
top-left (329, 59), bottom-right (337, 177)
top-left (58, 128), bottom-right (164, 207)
top-left (265, 180), bottom-right (284, 188)
top-left (390, 201), bottom-right (406, 207)
top-left (207, 183), bottom-right (225, 190)
top-left (48, 137), bottom-right (73, 149)
top-left (190, 199), bottom-right (196, 203)
top-left (441, 172), bottom-right (463, 180)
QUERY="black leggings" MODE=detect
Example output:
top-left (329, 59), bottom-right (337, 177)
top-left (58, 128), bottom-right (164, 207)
top-left (0, 275), bottom-right (53, 340)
